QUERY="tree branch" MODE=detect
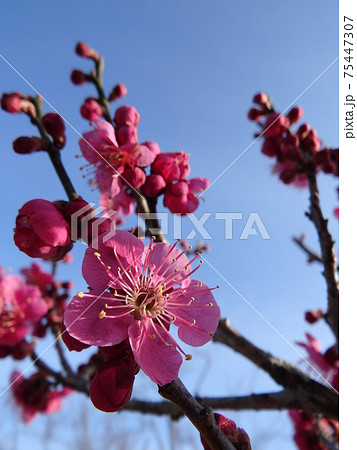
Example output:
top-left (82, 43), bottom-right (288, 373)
top-left (213, 318), bottom-right (338, 419)
top-left (305, 168), bottom-right (339, 342)
top-left (158, 378), bottom-right (235, 449)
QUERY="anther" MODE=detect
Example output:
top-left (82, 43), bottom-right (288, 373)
top-left (77, 291), bottom-right (84, 298)
top-left (208, 302), bottom-right (213, 307)
top-left (99, 310), bottom-right (106, 319)
top-left (94, 252), bottom-right (101, 258)
top-left (185, 354), bottom-right (192, 361)
top-left (151, 334), bottom-right (156, 339)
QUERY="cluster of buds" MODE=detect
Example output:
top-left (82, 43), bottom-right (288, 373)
top-left (248, 93), bottom-right (339, 186)
top-left (1, 93), bottom-right (66, 152)
top-left (143, 152), bottom-right (210, 215)
top-left (71, 42), bottom-right (127, 122)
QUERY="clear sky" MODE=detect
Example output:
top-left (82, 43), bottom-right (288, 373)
top-left (0, 1), bottom-right (338, 449)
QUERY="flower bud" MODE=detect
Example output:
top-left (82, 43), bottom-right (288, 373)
top-left (41, 113), bottom-right (66, 149)
top-left (80, 98), bottom-right (103, 122)
top-left (1, 92), bottom-right (36, 117)
top-left (263, 113), bottom-right (288, 138)
top-left (253, 92), bottom-right (269, 107)
top-left (247, 108), bottom-right (263, 121)
top-left (70, 70), bottom-right (90, 85)
top-left (286, 106), bottom-right (303, 125)
top-left (305, 309), bottom-right (324, 324)
top-left (75, 42), bottom-right (99, 61)
top-left (113, 105), bottom-right (140, 127)
top-left (108, 83), bottom-right (127, 101)
top-left (13, 137), bottom-right (48, 154)
top-left (14, 199), bottom-right (73, 261)
top-left (142, 174), bottom-right (166, 197)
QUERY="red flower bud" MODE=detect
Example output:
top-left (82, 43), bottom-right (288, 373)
top-left (108, 83), bottom-right (127, 101)
top-left (1, 92), bottom-right (36, 117)
top-left (13, 137), bottom-right (48, 154)
top-left (75, 42), bottom-right (99, 60)
top-left (261, 138), bottom-right (281, 157)
top-left (80, 98), bottom-right (103, 122)
top-left (263, 113), bottom-right (288, 138)
top-left (286, 106), bottom-right (303, 125)
top-left (247, 107), bottom-right (263, 121)
top-left (70, 70), bottom-right (90, 85)
top-left (200, 413), bottom-right (251, 450)
top-left (14, 199), bottom-right (73, 261)
top-left (143, 174), bottom-right (166, 197)
top-left (305, 309), bottom-right (324, 324)
top-left (253, 92), bottom-right (269, 107)
top-left (41, 113), bottom-right (66, 149)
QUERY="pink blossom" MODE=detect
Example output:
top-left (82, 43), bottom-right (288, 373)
top-left (80, 120), bottom-right (155, 176)
top-left (20, 263), bottom-right (54, 293)
top-left (64, 230), bottom-right (220, 385)
top-left (14, 199), bottom-right (73, 261)
top-left (70, 69), bottom-right (90, 85)
top-left (286, 106), bottom-right (304, 125)
top-left (0, 273), bottom-right (48, 346)
top-left (151, 151), bottom-right (190, 182)
top-left (11, 370), bottom-right (72, 424)
top-left (164, 178), bottom-right (209, 215)
top-left (297, 333), bottom-right (339, 389)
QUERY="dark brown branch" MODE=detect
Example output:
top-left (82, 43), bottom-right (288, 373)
top-left (31, 351), bottom-right (90, 394)
top-left (158, 378), bottom-right (235, 449)
top-left (132, 191), bottom-right (167, 243)
top-left (213, 319), bottom-right (338, 419)
top-left (92, 56), bottom-right (112, 124)
top-left (293, 235), bottom-right (323, 265)
top-left (124, 390), bottom-right (316, 419)
top-left (305, 168), bottom-right (339, 341)
top-left (31, 97), bottom-right (78, 201)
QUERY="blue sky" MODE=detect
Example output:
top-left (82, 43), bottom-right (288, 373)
top-left (0, 2), bottom-right (338, 449)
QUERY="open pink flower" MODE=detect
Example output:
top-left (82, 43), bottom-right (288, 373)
top-left (0, 274), bottom-right (48, 346)
top-left (64, 230), bottom-right (220, 385)
top-left (11, 370), bottom-right (72, 424)
top-left (151, 151), bottom-right (190, 182)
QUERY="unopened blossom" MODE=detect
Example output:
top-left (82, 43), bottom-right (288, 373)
top-left (200, 413), bottom-right (251, 450)
top-left (14, 199), bottom-right (73, 261)
top-left (89, 340), bottom-right (138, 412)
top-left (20, 263), bottom-right (54, 293)
top-left (75, 42), bottom-right (98, 60)
top-left (70, 69), bottom-right (90, 85)
top-left (164, 178), bottom-right (209, 215)
top-left (13, 136), bottom-right (48, 154)
top-left (41, 113), bottom-right (66, 149)
top-left (1, 92), bottom-right (36, 117)
top-left (11, 370), bottom-right (72, 424)
top-left (64, 230), bottom-right (220, 385)
top-left (263, 113), bottom-right (288, 138)
top-left (143, 174), bottom-right (166, 197)
top-left (151, 151), bottom-right (190, 183)
top-left (80, 98), bottom-right (103, 122)
top-left (0, 272), bottom-right (48, 346)
top-left (108, 83), bottom-right (127, 101)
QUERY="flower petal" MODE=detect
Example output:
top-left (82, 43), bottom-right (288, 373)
top-left (169, 279), bottom-right (220, 346)
top-left (63, 291), bottom-right (133, 347)
top-left (128, 320), bottom-right (182, 385)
